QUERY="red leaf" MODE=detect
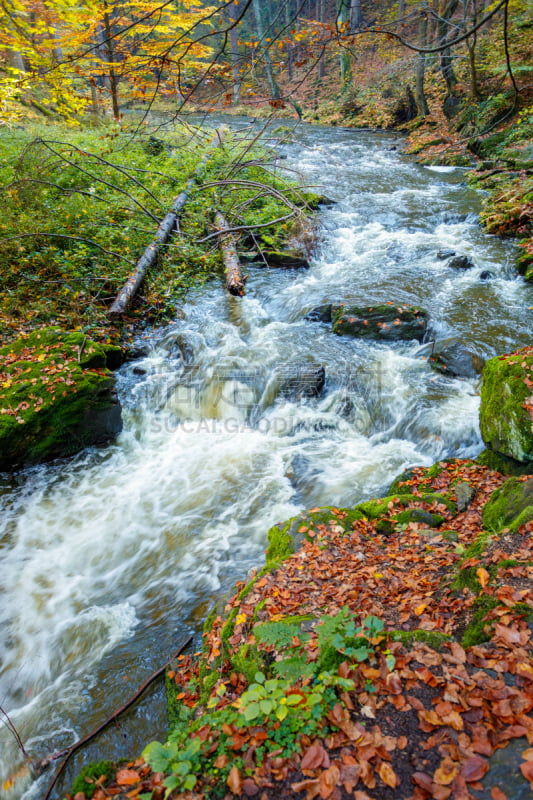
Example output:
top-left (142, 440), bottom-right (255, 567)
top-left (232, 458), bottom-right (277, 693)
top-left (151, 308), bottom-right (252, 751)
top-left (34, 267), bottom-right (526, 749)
top-left (461, 756), bottom-right (489, 783)
top-left (301, 742), bottom-right (329, 771)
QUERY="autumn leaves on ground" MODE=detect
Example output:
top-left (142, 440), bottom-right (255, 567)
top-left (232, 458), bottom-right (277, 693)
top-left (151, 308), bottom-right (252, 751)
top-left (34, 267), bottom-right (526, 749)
top-left (73, 460), bottom-right (533, 800)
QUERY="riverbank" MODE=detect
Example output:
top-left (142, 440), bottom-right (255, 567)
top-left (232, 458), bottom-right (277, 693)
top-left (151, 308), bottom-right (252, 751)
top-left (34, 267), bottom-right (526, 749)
top-left (72, 454), bottom-right (533, 800)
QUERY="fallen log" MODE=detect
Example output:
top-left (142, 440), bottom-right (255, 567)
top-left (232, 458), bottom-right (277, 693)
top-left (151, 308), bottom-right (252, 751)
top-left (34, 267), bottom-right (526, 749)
top-left (214, 210), bottom-right (247, 297)
top-left (108, 127), bottom-right (228, 318)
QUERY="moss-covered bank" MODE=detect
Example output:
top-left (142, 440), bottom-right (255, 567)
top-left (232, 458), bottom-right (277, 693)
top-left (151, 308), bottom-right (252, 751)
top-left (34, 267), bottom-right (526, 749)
top-left (0, 328), bottom-right (123, 470)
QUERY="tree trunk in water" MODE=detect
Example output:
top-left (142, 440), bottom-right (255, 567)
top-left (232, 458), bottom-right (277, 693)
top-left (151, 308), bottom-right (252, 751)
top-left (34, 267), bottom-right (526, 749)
top-left (437, 0), bottom-right (459, 95)
top-left (108, 128), bottom-right (228, 318)
top-left (103, 1), bottom-right (120, 120)
top-left (215, 211), bottom-right (246, 296)
top-left (415, 9), bottom-right (430, 116)
top-left (252, 0), bottom-right (281, 101)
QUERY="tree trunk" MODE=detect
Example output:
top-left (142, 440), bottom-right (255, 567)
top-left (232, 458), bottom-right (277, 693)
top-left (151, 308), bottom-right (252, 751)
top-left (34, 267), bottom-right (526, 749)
top-left (215, 211), bottom-right (246, 297)
top-left (228, 0), bottom-right (241, 104)
top-left (463, 0), bottom-right (480, 100)
top-left (252, 0), bottom-right (281, 100)
top-left (437, 0), bottom-right (459, 95)
top-left (415, 8), bottom-right (430, 116)
top-left (317, 0), bottom-right (326, 79)
top-left (103, 1), bottom-right (120, 120)
top-left (350, 0), bottom-right (363, 28)
top-left (252, 0), bottom-right (281, 101)
top-left (108, 128), bottom-right (228, 318)
top-left (285, 0), bottom-right (294, 80)
top-left (338, 0), bottom-right (352, 85)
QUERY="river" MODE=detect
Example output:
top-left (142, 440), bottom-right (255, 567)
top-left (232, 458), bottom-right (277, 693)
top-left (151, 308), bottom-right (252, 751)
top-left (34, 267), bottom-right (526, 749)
top-left (0, 120), bottom-right (530, 799)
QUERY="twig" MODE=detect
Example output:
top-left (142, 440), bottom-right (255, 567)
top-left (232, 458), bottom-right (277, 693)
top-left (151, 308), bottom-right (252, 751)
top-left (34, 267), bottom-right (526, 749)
top-left (41, 636), bottom-right (193, 800)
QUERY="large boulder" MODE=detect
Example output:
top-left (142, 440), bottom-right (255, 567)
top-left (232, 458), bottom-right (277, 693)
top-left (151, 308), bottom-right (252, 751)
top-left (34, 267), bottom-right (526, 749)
top-left (333, 303), bottom-right (428, 341)
top-left (479, 347), bottom-right (533, 463)
top-left (0, 329), bottom-right (123, 470)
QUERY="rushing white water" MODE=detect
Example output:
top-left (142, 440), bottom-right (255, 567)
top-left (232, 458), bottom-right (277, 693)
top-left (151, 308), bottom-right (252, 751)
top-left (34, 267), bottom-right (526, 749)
top-left (0, 122), bottom-right (531, 799)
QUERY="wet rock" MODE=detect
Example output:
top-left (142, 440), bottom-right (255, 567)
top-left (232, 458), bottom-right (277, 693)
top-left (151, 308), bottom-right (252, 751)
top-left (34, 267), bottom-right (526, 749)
top-left (428, 341), bottom-right (485, 379)
top-left (437, 249), bottom-right (456, 259)
top-left (476, 449), bottom-right (533, 476)
top-left (260, 250), bottom-right (310, 269)
top-left (278, 364), bottom-right (325, 400)
top-left (0, 329), bottom-right (123, 471)
top-left (479, 270), bottom-right (494, 280)
top-left (133, 366), bottom-right (147, 376)
top-left (447, 255), bottom-right (475, 269)
top-left (333, 304), bottom-right (428, 342)
top-left (305, 304), bottom-right (335, 323)
top-left (454, 481), bottom-right (476, 512)
top-left (479, 347), bottom-right (533, 463)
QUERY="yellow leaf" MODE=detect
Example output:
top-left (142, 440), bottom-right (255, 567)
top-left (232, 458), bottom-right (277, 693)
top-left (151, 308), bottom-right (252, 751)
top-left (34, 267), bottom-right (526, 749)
top-left (477, 567), bottom-right (490, 588)
top-left (414, 603), bottom-right (427, 615)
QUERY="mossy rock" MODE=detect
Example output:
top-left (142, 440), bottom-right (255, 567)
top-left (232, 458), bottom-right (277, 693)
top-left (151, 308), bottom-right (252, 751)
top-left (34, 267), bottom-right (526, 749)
top-left (479, 349), bottom-right (533, 463)
top-left (482, 476), bottom-right (533, 532)
top-left (387, 466), bottom-right (423, 495)
top-left (70, 761), bottom-right (114, 798)
top-left (394, 508), bottom-right (445, 527)
top-left (0, 328), bottom-right (123, 470)
top-left (266, 506), bottom-right (364, 561)
top-left (476, 448), bottom-right (533, 476)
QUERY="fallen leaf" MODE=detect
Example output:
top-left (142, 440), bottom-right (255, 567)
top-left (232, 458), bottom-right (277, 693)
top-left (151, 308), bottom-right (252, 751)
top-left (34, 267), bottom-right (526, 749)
top-left (490, 788), bottom-right (508, 800)
top-left (434, 758), bottom-right (459, 785)
top-left (227, 765), bottom-right (242, 795)
top-left (520, 760), bottom-right (533, 785)
top-left (461, 756), bottom-right (489, 783)
top-left (302, 741), bottom-right (329, 771)
top-left (116, 769), bottom-right (139, 786)
top-left (378, 762), bottom-right (397, 788)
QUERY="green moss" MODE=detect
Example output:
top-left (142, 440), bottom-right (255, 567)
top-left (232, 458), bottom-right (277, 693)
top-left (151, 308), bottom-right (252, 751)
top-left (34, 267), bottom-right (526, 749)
top-left (482, 476), bottom-right (533, 531)
top-left (355, 494), bottom-right (418, 519)
top-left (202, 605), bottom-right (218, 637)
top-left (266, 520), bottom-right (295, 563)
top-left (0, 328), bottom-right (122, 469)
top-left (476, 448), bottom-right (533, 476)
top-left (394, 509), bottom-right (445, 527)
top-left (461, 595), bottom-right (500, 648)
top-left (421, 492), bottom-right (457, 514)
top-left (70, 761), bottom-right (114, 798)
top-left (479, 350), bottom-right (533, 463)
top-left (390, 629), bottom-right (450, 651)
top-left (387, 467), bottom-right (420, 495)
top-left (512, 602), bottom-right (533, 624)
top-left (230, 643), bottom-right (266, 683)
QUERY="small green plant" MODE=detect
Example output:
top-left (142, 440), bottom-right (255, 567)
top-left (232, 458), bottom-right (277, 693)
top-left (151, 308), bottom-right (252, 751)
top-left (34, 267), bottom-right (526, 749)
top-left (70, 760), bottom-right (114, 799)
top-left (143, 737), bottom-right (202, 797)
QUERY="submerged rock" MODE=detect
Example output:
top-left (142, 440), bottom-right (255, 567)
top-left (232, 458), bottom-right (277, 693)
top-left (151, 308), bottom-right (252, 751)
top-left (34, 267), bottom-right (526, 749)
top-left (479, 270), bottom-right (494, 281)
top-left (447, 255), bottom-right (475, 269)
top-left (304, 304), bottom-right (336, 323)
top-left (0, 328), bottom-right (123, 471)
top-left (437, 249), bottom-right (456, 259)
top-left (278, 364), bottom-right (325, 400)
top-left (428, 341), bottom-right (485, 379)
top-left (257, 250), bottom-right (310, 269)
top-left (479, 347), bottom-right (533, 463)
top-left (333, 303), bottom-right (428, 341)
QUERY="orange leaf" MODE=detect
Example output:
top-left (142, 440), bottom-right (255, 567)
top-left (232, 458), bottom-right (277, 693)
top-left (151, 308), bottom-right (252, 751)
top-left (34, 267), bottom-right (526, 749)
top-left (301, 742), bottom-right (329, 771)
top-left (520, 760), bottom-right (533, 786)
top-left (434, 758), bottom-right (459, 786)
top-left (379, 762), bottom-right (397, 789)
top-left (318, 765), bottom-right (340, 798)
top-left (227, 765), bottom-right (242, 795)
top-left (490, 788), bottom-right (508, 800)
top-left (116, 769), bottom-right (139, 786)
top-left (476, 567), bottom-right (490, 588)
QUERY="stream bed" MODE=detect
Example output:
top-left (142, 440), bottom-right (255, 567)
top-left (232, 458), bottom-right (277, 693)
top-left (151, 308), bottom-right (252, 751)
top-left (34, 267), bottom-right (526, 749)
top-left (0, 120), bottom-right (531, 799)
